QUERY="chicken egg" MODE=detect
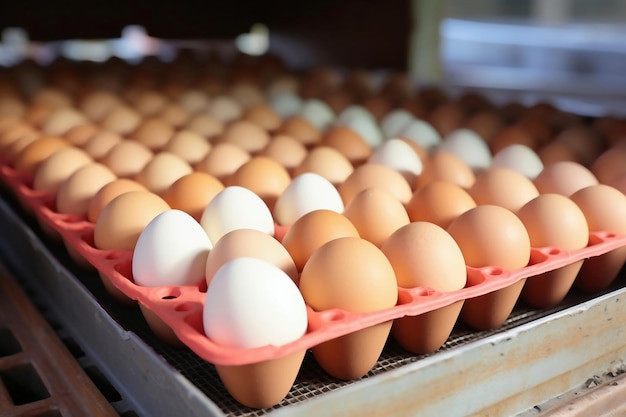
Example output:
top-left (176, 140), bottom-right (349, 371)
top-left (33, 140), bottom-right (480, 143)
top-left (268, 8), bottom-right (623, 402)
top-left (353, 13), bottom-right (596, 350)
top-left (533, 160), bottom-right (599, 196)
top-left (87, 178), bottom-right (148, 223)
top-left (56, 162), bottom-right (117, 216)
top-left (469, 167), bottom-right (540, 212)
top-left (406, 180), bottom-right (476, 229)
top-left (161, 172), bottom-right (224, 222)
top-left (339, 162), bottom-right (413, 206)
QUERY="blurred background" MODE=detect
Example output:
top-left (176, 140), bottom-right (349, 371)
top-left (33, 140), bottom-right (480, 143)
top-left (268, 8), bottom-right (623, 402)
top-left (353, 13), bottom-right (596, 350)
top-left (0, 0), bottom-right (624, 114)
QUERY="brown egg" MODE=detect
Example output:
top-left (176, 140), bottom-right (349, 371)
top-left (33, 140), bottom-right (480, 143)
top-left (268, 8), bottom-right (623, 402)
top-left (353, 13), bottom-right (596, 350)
top-left (489, 125), bottom-right (538, 154)
top-left (428, 102), bottom-right (465, 137)
top-left (516, 193), bottom-right (590, 307)
top-left (161, 172), bottom-right (224, 222)
top-left (205, 228), bottom-right (298, 286)
top-left (185, 112), bottom-right (224, 139)
top-left (318, 126), bottom-right (372, 166)
top-left (463, 109), bottom-right (505, 145)
top-left (537, 140), bottom-right (579, 165)
top-left (177, 89), bottom-right (211, 114)
top-left (242, 103), bottom-right (282, 131)
top-left (56, 162), bottom-right (117, 215)
top-left (93, 190), bottom-right (170, 251)
top-left (228, 82), bottom-right (265, 109)
top-left (0, 123), bottom-right (40, 155)
top-left (570, 184), bottom-right (626, 292)
top-left (134, 151), bottom-right (193, 195)
top-left (195, 142), bottom-right (251, 183)
top-left (533, 160), bottom-right (599, 196)
top-left (447, 204), bottom-right (531, 270)
top-left (590, 145), bottom-right (626, 184)
top-left (382, 221), bottom-right (466, 354)
top-left (100, 105), bottom-right (142, 135)
top-left (63, 123), bottom-right (99, 146)
top-left (157, 102), bottom-right (190, 128)
top-left (24, 102), bottom-right (56, 128)
top-left (131, 117), bottom-right (175, 151)
top-left (406, 180), bottom-right (477, 229)
top-left (292, 146), bottom-right (354, 187)
top-left (553, 124), bottom-right (605, 166)
top-left (218, 120), bottom-right (270, 154)
top-left (4, 133), bottom-right (41, 163)
top-left (299, 236), bottom-right (397, 380)
top-left (447, 204), bottom-right (531, 330)
top-left (87, 178), bottom-right (148, 223)
top-left (83, 131), bottom-right (123, 160)
top-left (469, 167), bottom-right (540, 212)
top-left (13, 136), bottom-right (70, 174)
top-left (258, 134), bottom-right (307, 174)
top-left (33, 146), bottom-right (93, 193)
top-left (282, 209), bottom-right (360, 271)
top-left (416, 151), bottom-right (476, 190)
top-left (207, 95), bottom-right (242, 123)
top-left (361, 95), bottom-right (392, 122)
top-left (162, 130), bottom-right (211, 165)
top-left (226, 156), bottom-right (291, 209)
top-left (100, 140), bottom-right (154, 178)
top-left (131, 90), bottom-right (168, 116)
top-left (339, 163), bottom-right (413, 206)
top-left (275, 115), bottom-right (321, 147)
top-left (31, 87), bottom-right (72, 109)
top-left (40, 107), bottom-right (88, 136)
top-left (78, 90), bottom-right (121, 122)
top-left (343, 187), bottom-right (410, 247)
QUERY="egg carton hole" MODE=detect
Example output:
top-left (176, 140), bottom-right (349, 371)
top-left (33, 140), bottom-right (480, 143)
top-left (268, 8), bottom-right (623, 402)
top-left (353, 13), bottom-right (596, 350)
top-left (0, 327), bottom-right (22, 357)
top-left (0, 363), bottom-right (51, 406)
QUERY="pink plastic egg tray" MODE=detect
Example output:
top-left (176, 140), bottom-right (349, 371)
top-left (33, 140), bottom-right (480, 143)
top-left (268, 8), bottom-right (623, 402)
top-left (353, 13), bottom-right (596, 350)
top-left (2, 162), bottom-right (626, 366)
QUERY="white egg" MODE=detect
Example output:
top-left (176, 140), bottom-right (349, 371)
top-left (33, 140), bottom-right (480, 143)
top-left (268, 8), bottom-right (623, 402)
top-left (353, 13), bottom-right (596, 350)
top-left (369, 138), bottom-right (423, 184)
top-left (273, 172), bottom-right (344, 226)
top-left (203, 257), bottom-right (308, 348)
top-left (200, 185), bottom-right (275, 244)
top-left (335, 105), bottom-right (383, 148)
top-left (438, 128), bottom-right (492, 171)
top-left (268, 91), bottom-right (302, 118)
top-left (299, 99), bottom-right (335, 130)
top-left (380, 109), bottom-right (414, 139)
top-left (399, 118), bottom-right (441, 152)
top-left (132, 209), bottom-right (212, 287)
top-left (491, 144), bottom-right (544, 179)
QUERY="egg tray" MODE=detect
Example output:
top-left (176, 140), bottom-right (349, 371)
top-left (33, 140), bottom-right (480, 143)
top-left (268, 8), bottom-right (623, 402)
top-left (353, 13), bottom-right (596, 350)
top-left (2, 162), bottom-right (626, 367)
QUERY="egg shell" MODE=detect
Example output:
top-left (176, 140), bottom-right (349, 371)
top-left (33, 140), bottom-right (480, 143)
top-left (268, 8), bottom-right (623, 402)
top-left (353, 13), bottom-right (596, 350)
top-left (269, 91), bottom-right (302, 118)
top-left (382, 221), bottom-right (466, 292)
top-left (516, 193), bottom-right (590, 307)
top-left (299, 236), bottom-right (398, 380)
top-left (32, 146), bottom-right (93, 193)
top-left (299, 99), bottom-right (335, 130)
top-left (205, 228), bottom-right (298, 286)
top-left (185, 113), bottom-right (224, 139)
top-left (292, 146), bottom-right (354, 187)
top-left (381, 221), bottom-right (467, 354)
top-left (368, 138), bottom-right (423, 187)
top-left (226, 156), bottom-right (291, 210)
top-left (13, 136), bottom-right (70, 174)
top-left (343, 187), bottom-right (409, 248)
top-left (161, 172), bottom-right (224, 222)
top-left (275, 115), bottom-right (321, 147)
top-left (83, 131), bottom-right (123, 160)
top-left (40, 107), bottom-right (88, 136)
top-left (273, 172), bottom-right (344, 226)
top-left (135, 151), bottom-right (193, 195)
top-left (590, 145), bottom-right (626, 184)
top-left (380, 109), bottom-right (414, 139)
top-left (335, 105), bottom-right (383, 148)
top-left (207, 95), bottom-right (242, 123)
top-left (489, 125), bottom-right (538, 154)
top-left (131, 117), bottom-right (175, 151)
top-left (533, 160), bottom-right (599, 196)
top-left (100, 105), bottom-right (142, 135)
top-left (200, 185), bottom-right (275, 244)
top-left (218, 120), bottom-right (271, 154)
top-left (398, 119), bottom-right (441, 153)
top-left (79, 90), bottom-right (121, 122)
top-left (162, 130), bottom-right (211, 165)
top-left (339, 163), bottom-right (413, 206)
top-left (194, 142), bottom-right (251, 184)
top-left (177, 89), bottom-right (211, 114)
top-left (63, 123), bottom-right (99, 146)
top-left (406, 180), bottom-right (476, 229)
top-left (87, 178), bottom-right (148, 223)
top-left (438, 128), bottom-right (492, 172)
top-left (132, 209), bottom-right (212, 287)
top-left (56, 162), bottom-right (117, 215)
top-left (416, 151), bottom-right (476, 190)
top-left (319, 126), bottom-right (372, 166)
top-left (281, 209), bottom-right (360, 271)
top-left (93, 190), bottom-right (170, 251)
top-left (491, 144), bottom-right (544, 179)
top-left (158, 102), bottom-right (190, 128)
top-left (242, 103), bottom-right (283, 132)
top-left (204, 257), bottom-right (307, 348)
top-left (570, 184), bottom-right (626, 292)
top-left (100, 140), bottom-right (154, 178)
top-left (469, 167), bottom-right (540, 212)
top-left (258, 134), bottom-right (307, 173)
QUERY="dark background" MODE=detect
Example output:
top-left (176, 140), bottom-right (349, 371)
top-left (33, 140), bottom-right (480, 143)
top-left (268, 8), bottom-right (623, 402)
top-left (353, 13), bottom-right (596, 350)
top-left (0, 0), bottom-right (412, 70)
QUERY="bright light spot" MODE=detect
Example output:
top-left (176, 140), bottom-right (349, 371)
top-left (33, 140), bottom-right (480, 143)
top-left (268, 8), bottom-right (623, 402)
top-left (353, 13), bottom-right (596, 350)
top-left (235, 23), bottom-right (269, 56)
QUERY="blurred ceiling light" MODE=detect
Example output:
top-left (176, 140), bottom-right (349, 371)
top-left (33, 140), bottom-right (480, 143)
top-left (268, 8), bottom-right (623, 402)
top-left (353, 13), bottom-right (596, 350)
top-left (235, 23), bottom-right (269, 56)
